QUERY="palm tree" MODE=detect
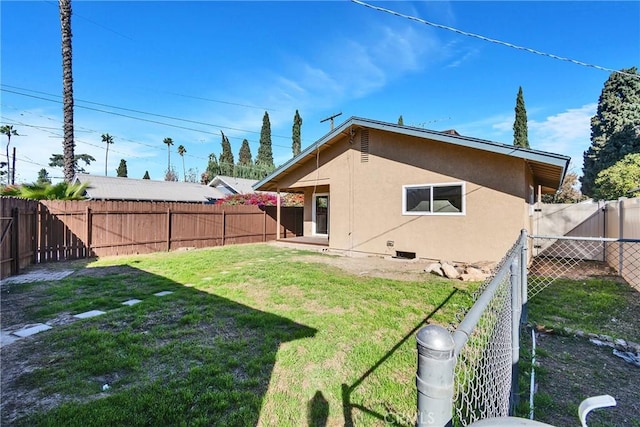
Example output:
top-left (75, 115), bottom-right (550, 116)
top-left (163, 137), bottom-right (174, 174)
top-left (59, 0), bottom-right (75, 183)
top-left (0, 125), bottom-right (18, 185)
top-left (101, 133), bottom-right (114, 176)
top-left (177, 144), bottom-right (187, 181)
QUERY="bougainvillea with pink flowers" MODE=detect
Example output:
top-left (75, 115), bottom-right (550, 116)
top-left (215, 192), bottom-right (304, 207)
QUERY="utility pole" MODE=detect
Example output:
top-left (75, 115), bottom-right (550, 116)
top-left (320, 112), bottom-right (342, 131)
top-left (11, 147), bottom-right (16, 184)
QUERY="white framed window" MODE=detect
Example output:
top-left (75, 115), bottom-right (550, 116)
top-left (402, 182), bottom-right (465, 215)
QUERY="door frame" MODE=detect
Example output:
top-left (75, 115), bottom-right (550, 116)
top-left (312, 193), bottom-right (329, 236)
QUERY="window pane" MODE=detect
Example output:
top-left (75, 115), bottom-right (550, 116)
top-left (433, 186), bottom-right (462, 212)
top-left (406, 187), bottom-right (431, 212)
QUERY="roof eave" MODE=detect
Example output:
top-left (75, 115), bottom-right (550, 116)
top-left (253, 116), bottom-right (572, 192)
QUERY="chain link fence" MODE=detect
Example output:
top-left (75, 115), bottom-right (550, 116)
top-left (451, 263), bottom-right (514, 425)
top-left (416, 231), bottom-right (639, 426)
top-left (529, 235), bottom-right (640, 297)
top-left (416, 231), bottom-right (527, 426)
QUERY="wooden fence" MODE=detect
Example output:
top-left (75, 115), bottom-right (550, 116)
top-left (1, 198), bottom-right (302, 279)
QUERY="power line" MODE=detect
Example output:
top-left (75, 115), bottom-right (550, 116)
top-left (163, 91), bottom-right (276, 112)
top-left (42, 0), bottom-right (136, 41)
top-left (351, 0), bottom-right (640, 79)
top-left (2, 115), bottom-right (212, 164)
top-left (1, 86), bottom-right (295, 150)
top-left (1, 84), bottom-right (291, 140)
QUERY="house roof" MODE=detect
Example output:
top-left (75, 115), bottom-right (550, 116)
top-left (74, 174), bottom-right (225, 203)
top-left (207, 175), bottom-right (258, 194)
top-left (254, 116), bottom-right (571, 193)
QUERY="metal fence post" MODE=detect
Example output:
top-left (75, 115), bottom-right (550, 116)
top-left (618, 199), bottom-right (624, 274)
top-left (520, 229), bottom-right (528, 324)
top-left (509, 259), bottom-right (521, 414)
top-left (416, 325), bottom-right (456, 427)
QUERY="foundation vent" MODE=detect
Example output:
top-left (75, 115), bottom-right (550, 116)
top-left (394, 251), bottom-right (416, 260)
top-left (360, 129), bottom-right (369, 162)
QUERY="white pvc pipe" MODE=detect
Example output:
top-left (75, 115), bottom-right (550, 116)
top-left (529, 328), bottom-right (536, 420)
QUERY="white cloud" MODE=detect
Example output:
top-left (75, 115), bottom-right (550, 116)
top-left (444, 40), bottom-right (479, 69)
top-left (453, 103), bottom-right (596, 174)
top-left (529, 103), bottom-right (596, 171)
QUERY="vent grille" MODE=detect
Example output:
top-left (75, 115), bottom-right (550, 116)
top-left (361, 129), bottom-right (369, 162)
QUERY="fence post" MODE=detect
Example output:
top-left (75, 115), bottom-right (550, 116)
top-left (166, 208), bottom-right (171, 252)
top-left (12, 207), bottom-right (19, 275)
top-left (85, 206), bottom-right (92, 258)
top-left (509, 259), bottom-right (521, 414)
top-left (31, 206), bottom-right (37, 264)
top-left (222, 210), bottom-right (226, 246)
top-left (520, 229), bottom-right (528, 324)
top-left (416, 325), bottom-right (456, 427)
top-left (263, 209), bottom-right (267, 242)
top-left (618, 199), bottom-right (624, 274)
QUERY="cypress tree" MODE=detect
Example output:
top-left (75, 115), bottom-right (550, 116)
top-left (237, 139), bottom-right (253, 178)
top-left (513, 86), bottom-right (529, 148)
top-left (219, 132), bottom-right (235, 177)
top-left (142, 171), bottom-right (150, 179)
top-left (292, 110), bottom-right (302, 157)
top-left (581, 67), bottom-right (640, 196)
top-left (398, 115), bottom-right (404, 126)
top-left (116, 159), bottom-right (127, 177)
top-left (256, 111), bottom-right (274, 172)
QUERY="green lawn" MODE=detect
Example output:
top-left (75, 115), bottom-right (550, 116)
top-left (527, 277), bottom-right (640, 342)
top-left (4, 244), bottom-right (475, 426)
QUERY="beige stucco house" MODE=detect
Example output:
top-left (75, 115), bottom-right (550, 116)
top-left (254, 117), bottom-right (570, 263)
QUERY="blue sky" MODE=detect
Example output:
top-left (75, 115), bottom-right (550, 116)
top-left (2, 1), bottom-right (639, 184)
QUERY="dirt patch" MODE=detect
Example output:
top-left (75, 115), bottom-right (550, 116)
top-left (293, 253), bottom-right (434, 282)
top-left (533, 332), bottom-right (640, 426)
top-left (530, 258), bottom-right (625, 282)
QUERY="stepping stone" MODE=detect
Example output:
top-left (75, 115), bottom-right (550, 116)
top-left (12, 323), bottom-right (53, 338)
top-left (122, 299), bottom-right (142, 306)
top-left (73, 310), bottom-right (106, 319)
top-left (154, 291), bottom-right (173, 297)
top-left (1, 330), bottom-right (21, 346)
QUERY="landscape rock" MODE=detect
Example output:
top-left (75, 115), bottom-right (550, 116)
top-left (424, 263), bottom-right (444, 276)
top-left (441, 262), bottom-right (460, 280)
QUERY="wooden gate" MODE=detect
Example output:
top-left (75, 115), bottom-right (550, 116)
top-left (0, 198), bottom-right (38, 279)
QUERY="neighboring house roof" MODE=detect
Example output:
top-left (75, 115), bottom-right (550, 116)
top-left (254, 116), bottom-right (570, 193)
top-left (207, 175), bottom-right (258, 195)
top-left (74, 174), bottom-right (225, 203)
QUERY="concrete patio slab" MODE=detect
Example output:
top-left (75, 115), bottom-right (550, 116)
top-left (0, 270), bottom-right (74, 286)
top-left (122, 299), bottom-right (142, 306)
top-left (12, 323), bottom-right (53, 338)
top-left (154, 291), bottom-right (173, 297)
top-left (73, 310), bottom-right (107, 319)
